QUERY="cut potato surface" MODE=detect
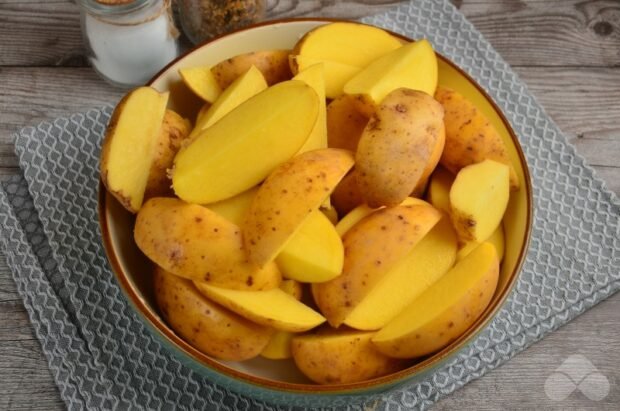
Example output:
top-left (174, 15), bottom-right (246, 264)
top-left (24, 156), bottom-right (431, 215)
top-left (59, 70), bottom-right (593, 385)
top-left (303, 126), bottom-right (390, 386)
top-left (291, 330), bottom-right (406, 384)
top-left (135, 197), bottom-right (281, 290)
top-left (450, 159), bottom-right (510, 243)
top-left (426, 166), bottom-right (455, 213)
top-left (457, 224), bottom-right (505, 262)
top-left (373, 242), bottom-right (499, 358)
top-left (344, 39), bottom-right (438, 109)
top-left (172, 80), bottom-right (320, 204)
top-left (179, 66), bottom-right (222, 103)
top-left (207, 186), bottom-right (259, 227)
top-left (276, 210), bottom-right (344, 283)
top-left (344, 214), bottom-right (457, 330)
top-left (193, 283), bottom-right (325, 332)
top-left (154, 267), bottom-right (272, 361)
top-left (100, 87), bottom-right (169, 213)
top-left (293, 64), bottom-right (328, 153)
top-left (243, 148), bottom-right (354, 267)
top-left (191, 65), bottom-right (267, 137)
top-left (313, 204), bottom-right (442, 327)
top-left (290, 55), bottom-right (362, 98)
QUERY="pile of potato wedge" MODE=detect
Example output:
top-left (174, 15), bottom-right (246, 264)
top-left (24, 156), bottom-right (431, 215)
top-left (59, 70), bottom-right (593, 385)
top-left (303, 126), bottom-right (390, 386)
top-left (100, 22), bottom-right (520, 385)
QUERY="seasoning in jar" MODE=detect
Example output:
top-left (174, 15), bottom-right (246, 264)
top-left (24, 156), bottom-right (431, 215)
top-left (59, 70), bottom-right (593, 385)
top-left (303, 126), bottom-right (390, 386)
top-left (178, 0), bottom-right (266, 44)
top-left (78, 0), bottom-right (180, 88)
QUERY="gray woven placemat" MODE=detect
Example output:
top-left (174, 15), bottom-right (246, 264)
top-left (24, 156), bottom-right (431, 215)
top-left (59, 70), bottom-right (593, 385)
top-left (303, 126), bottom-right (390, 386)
top-left (1, 0), bottom-right (618, 409)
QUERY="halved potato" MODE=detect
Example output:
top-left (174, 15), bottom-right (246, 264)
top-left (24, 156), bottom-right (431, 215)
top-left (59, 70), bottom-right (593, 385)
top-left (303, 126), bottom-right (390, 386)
top-left (100, 87), bottom-right (169, 213)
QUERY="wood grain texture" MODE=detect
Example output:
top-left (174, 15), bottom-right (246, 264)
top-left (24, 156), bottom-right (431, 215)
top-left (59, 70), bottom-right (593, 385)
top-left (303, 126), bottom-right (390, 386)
top-left (0, 0), bottom-right (618, 410)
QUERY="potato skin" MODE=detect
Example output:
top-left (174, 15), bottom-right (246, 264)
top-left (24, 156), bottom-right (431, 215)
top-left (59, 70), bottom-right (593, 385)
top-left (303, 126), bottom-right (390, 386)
top-left (154, 267), bottom-right (272, 361)
top-left (144, 110), bottom-right (191, 200)
top-left (211, 50), bottom-right (292, 90)
top-left (435, 86), bottom-right (519, 190)
top-left (135, 197), bottom-right (281, 290)
top-left (291, 331), bottom-right (406, 384)
top-left (356, 88), bottom-right (445, 207)
top-left (331, 170), bottom-right (364, 217)
top-left (326, 95), bottom-right (368, 152)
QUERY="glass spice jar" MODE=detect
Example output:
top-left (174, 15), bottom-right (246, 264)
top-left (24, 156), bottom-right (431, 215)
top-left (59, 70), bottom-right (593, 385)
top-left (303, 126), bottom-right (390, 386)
top-left (177, 0), bottom-right (266, 44)
top-left (78, 0), bottom-right (180, 88)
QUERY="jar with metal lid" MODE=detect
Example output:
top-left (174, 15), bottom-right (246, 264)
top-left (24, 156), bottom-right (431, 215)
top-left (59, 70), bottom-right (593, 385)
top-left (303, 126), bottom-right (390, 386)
top-left (78, 0), bottom-right (180, 88)
top-left (177, 0), bottom-right (266, 45)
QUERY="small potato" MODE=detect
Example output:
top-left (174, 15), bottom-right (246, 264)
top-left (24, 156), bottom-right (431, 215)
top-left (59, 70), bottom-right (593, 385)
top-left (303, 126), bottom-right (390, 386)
top-left (211, 50), bottom-right (292, 90)
top-left (356, 88), bottom-right (445, 207)
top-left (292, 330), bottom-right (406, 384)
top-left (313, 204), bottom-right (442, 327)
top-left (435, 86), bottom-right (519, 190)
top-left (154, 267), bottom-right (272, 361)
top-left (243, 148), bottom-right (354, 267)
top-left (326, 95), bottom-right (368, 152)
top-left (144, 110), bottom-right (191, 200)
top-left (372, 242), bottom-right (499, 358)
top-left (135, 197), bottom-right (281, 290)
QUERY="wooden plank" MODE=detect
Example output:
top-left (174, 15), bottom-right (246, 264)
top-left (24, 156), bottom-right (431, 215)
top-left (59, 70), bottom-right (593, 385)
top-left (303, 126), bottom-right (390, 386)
top-left (1, 0), bottom-right (619, 67)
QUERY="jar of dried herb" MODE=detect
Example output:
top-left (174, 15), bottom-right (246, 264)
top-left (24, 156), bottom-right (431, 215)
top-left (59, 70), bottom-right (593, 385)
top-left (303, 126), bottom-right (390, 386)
top-left (177, 0), bottom-right (266, 44)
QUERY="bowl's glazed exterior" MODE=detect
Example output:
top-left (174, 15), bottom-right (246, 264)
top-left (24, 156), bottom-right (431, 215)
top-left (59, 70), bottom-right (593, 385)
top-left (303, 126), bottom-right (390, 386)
top-left (99, 19), bottom-right (533, 407)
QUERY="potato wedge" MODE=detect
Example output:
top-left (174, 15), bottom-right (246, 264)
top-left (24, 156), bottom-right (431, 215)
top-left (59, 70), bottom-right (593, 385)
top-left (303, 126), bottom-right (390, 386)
top-left (372, 242), bottom-right (499, 358)
top-left (172, 80), bottom-right (320, 204)
top-left (135, 197), bottom-right (281, 290)
top-left (290, 55), bottom-right (361, 98)
top-left (179, 66), bottom-right (222, 103)
top-left (344, 39), bottom-right (438, 112)
top-left (344, 214), bottom-right (457, 330)
top-left (450, 159), bottom-right (510, 243)
top-left (313, 204), bottom-right (442, 327)
top-left (275, 210), bottom-right (344, 283)
top-left (356, 88), bottom-right (445, 207)
top-left (243, 148), bottom-right (354, 267)
top-left (100, 87), bottom-right (169, 213)
top-left (190, 65), bottom-right (267, 138)
top-left (293, 64), bottom-right (328, 153)
top-left (426, 166), bottom-right (455, 213)
top-left (326, 95), bottom-right (368, 152)
top-left (331, 171), bottom-right (364, 217)
top-left (193, 283), bottom-right (325, 332)
top-left (211, 50), bottom-right (292, 90)
top-left (260, 279), bottom-right (302, 360)
top-left (144, 110), bottom-right (191, 200)
top-left (206, 186), bottom-right (259, 226)
top-left (457, 223), bottom-right (505, 262)
top-left (154, 267), bottom-right (272, 361)
top-left (293, 22), bottom-right (402, 68)
top-left (291, 330), bottom-right (406, 384)
top-left (435, 86), bottom-right (519, 190)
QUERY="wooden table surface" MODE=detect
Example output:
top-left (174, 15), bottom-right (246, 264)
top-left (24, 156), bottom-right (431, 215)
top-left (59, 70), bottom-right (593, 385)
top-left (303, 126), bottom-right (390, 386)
top-left (1, 0), bottom-right (618, 409)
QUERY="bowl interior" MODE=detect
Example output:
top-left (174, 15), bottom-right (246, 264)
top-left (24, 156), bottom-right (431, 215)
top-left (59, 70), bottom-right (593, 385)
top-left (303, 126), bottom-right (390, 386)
top-left (101, 20), bottom-right (531, 389)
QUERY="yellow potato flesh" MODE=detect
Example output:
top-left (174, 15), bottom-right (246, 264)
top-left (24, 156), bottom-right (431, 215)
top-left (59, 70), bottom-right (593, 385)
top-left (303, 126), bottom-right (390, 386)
top-left (100, 87), bottom-right (169, 212)
top-left (243, 148), bottom-right (354, 267)
top-left (172, 81), bottom-right (319, 204)
top-left (260, 279), bottom-right (302, 360)
top-left (293, 64), bottom-right (328, 153)
top-left (295, 22), bottom-right (402, 68)
top-left (135, 197), bottom-right (280, 290)
top-left (179, 66), bottom-right (222, 103)
top-left (449, 159), bottom-right (510, 243)
top-left (457, 224), bottom-right (505, 262)
top-left (207, 186), bottom-right (259, 226)
top-left (372, 242), bottom-right (499, 358)
top-left (276, 210), bottom-right (344, 283)
top-left (290, 55), bottom-right (362, 98)
top-left (193, 283), bottom-right (325, 332)
top-left (344, 214), bottom-right (457, 330)
top-left (153, 267), bottom-right (272, 361)
top-left (344, 39), bottom-right (438, 107)
top-left (211, 49), bottom-right (292, 90)
top-left (426, 166), bottom-right (455, 214)
top-left (313, 204), bottom-right (442, 327)
top-left (435, 86), bottom-right (519, 190)
top-left (291, 331), bottom-right (406, 384)
top-left (190, 65), bottom-right (267, 138)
